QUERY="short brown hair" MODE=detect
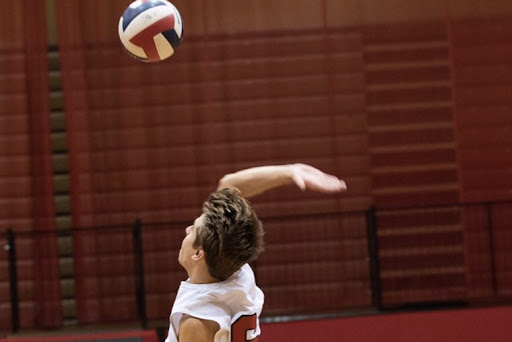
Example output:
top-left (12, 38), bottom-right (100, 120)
top-left (194, 188), bottom-right (264, 281)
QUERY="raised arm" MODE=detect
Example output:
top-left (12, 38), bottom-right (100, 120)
top-left (217, 163), bottom-right (346, 198)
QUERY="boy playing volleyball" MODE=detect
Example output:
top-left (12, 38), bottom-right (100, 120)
top-left (165, 163), bottom-right (346, 342)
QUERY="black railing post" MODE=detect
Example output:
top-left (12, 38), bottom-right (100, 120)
top-left (366, 206), bottom-right (383, 310)
top-left (132, 219), bottom-right (147, 329)
top-left (6, 229), bottom-right (20, 333)
top-left (486, 203), bottom-right (498, 296)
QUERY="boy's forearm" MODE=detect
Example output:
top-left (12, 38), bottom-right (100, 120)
top-left (217, 165), bottom-right (294, 198)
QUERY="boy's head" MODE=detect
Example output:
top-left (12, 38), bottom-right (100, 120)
top-left (179, 188), bottom-right (264, 281)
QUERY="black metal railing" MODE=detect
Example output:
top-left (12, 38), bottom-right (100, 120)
top-left (366, 206), bottom-right (382, 310)
top-left (132, 218), bottom-right (147, 329)
top-left (5, 229), bottom-right (19, 334)
top-left (2, 201), bottom-right (512, 333)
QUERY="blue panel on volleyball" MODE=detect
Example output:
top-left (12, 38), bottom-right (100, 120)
top-left (162, 28), bottom-right (183, 49)
top-left (122, 0), bottom-right (168, 31)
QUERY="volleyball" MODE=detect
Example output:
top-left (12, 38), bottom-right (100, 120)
top-left (118, 0), bottom-right (184, 62)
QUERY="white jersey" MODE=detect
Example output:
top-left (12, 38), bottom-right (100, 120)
top-left (165, 264), bottom-right (264, 342)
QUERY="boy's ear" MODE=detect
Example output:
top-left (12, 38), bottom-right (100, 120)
top-left (192, 249), bottom-right (205, 261)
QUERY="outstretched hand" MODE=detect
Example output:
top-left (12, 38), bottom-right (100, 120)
top-left (290, 163), bottom-right (347, 193)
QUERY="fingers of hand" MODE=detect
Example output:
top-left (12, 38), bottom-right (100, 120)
top-left (292, 164), bottom-right (346, 192)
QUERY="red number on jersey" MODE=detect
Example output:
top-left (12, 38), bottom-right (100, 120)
top-left (231, 314), bottom-right (259, 342)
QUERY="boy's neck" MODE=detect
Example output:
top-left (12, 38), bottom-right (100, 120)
top-left (188, 266), bottom-right (219, 284)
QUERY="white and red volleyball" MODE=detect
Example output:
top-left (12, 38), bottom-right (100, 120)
top-left (118, 0), bottom-right (183, 62)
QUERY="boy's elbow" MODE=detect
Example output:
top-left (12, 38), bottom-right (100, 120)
top-left (217, 174), bottom-right (235, 190)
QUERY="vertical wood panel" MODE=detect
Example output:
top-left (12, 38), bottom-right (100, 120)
top-left (450, 17), bottom-right (512, 202)
top-left (0, 0), bottom-right (61, 331)
top-left (364, 18), bottom-right (465, 306)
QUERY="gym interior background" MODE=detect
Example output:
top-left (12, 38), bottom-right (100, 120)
top-left (1, 0), bottom-right (511, 341)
